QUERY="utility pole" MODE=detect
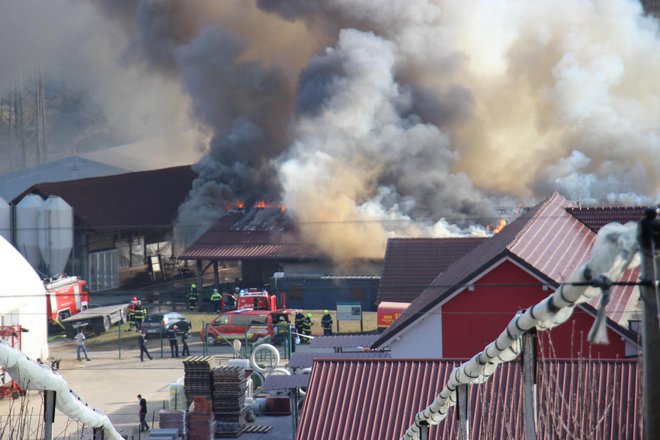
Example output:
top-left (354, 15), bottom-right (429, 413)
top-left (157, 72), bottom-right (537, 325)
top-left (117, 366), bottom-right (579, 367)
top-left (521, 331), bottom-right (538, 440)
top-left (639, 207), bottom-right (660, 440)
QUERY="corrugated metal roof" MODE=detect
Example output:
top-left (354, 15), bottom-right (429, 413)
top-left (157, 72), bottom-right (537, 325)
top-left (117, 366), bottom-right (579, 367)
top-left (310, 334), bottom-right (380, 349)
top-left (287, 351), bottom-right (390, 369)
top-left (374, 193), bottom-right (640, 349)
top-left (378, 237), bottom-right (487, 303)
top-left (179, 208), bottom-right (323, 261)
top-left (296, 358), bottom-right (640, 440)
top-left (15, 165), bottom-right (196, 232)
top-left (566, 206), bottom-right (647, 232)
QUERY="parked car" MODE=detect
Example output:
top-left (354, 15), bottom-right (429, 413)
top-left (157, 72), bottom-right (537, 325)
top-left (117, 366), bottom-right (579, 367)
top-left (142, 312), bottom-right (191, 336)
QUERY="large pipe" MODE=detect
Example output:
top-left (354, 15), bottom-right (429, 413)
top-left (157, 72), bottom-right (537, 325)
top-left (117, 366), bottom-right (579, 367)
top-left (0, 341), bottom-right (124, 440)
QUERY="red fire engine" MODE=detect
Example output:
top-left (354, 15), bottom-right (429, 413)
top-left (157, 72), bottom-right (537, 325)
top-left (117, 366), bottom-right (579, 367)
top-left (44, 274), bottom-right (90, 327)
top-left (201, 288), bottom-right (299, 345)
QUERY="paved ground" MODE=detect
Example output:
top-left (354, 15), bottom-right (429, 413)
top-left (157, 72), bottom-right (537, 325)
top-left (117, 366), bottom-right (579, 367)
top-left (0, 337), bottom-right (306, 440)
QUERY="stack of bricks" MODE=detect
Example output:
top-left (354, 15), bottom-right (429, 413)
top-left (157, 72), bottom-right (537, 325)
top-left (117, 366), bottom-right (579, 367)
top-left (183, 356), bottom-right (222, 408)
top-left (212, 366), bottom-right (248, 438)
top-left (187, 396), bottom-right (214, 440)
top-left (158, 409), bottom-right (186, 437)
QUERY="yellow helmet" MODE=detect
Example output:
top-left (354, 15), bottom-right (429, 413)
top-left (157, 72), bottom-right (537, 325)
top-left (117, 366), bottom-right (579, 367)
top-left (323, 309), bottom-right (329, 315)
top-left (191, 283), bottom-right (196, 288)
top-left (306, 313), bottom-right (312, 318)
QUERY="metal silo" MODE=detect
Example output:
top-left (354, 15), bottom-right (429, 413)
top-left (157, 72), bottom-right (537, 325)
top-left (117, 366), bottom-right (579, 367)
top-left (38, 196), bottom-right (74, 276)
top-left (15, 194), bottom-right (44, 268)
top-left (0, 197), bottom-right (10, 243)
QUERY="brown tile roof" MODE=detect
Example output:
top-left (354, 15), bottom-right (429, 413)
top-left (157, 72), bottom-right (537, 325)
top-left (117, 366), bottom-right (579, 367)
top-left (378, 237), bottom-right (487, 304)
top-left (179, 208), bottom-right (322, 261)
top-left (309, 334), bottom-right (380, 349)
top-left (296, 358), bottom-right (640, 440)
top-left (374, 193), bottom-right (639, 349)
top-left (566, 206), bottom-right (647, 232)
top-left (287, 351), bottom-right (390, 369)
top-left (18, 165), bottom-right (196, 232)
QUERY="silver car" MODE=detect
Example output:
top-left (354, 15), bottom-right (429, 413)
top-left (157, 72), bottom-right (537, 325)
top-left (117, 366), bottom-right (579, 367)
top-left (142, 312), bottom-right (191, 335)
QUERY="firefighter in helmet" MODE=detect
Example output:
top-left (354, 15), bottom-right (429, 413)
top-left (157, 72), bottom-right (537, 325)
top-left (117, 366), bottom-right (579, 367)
top-left (276, 316), bottom-right (289, 346)
top-left (302, 313), bottom-right (313, 343)
top-left (127, 297), bottom-right (138, 332)
top-left (210, 288), bottom-right (222, 313)
top-left (134, 300), bottom-right (146, 331)
top-left (294, 311), bottom-right (305, 340)
top-left (321, 309), bottom-right (333, 336)
top-left (187, 283), bottom-right (199, 311)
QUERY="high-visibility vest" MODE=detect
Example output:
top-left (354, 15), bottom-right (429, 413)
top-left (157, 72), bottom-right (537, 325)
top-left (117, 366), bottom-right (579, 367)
top-left (302, 317), bottom-right (312, 332)
top-left (210, 291), bottom-right (221, 301)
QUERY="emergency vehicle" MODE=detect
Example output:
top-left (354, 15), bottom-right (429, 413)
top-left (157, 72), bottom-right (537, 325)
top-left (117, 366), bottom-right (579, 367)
top-left (44, 274), bottom-right (90, 327)
top-left (201, 288), bottom-right (300, 345)
top-left (377, 301), bottom-right (410, 331)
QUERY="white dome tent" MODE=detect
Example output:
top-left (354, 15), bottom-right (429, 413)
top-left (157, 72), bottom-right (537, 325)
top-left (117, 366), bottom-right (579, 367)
top-left (0, 235), bottom-right (48, 361)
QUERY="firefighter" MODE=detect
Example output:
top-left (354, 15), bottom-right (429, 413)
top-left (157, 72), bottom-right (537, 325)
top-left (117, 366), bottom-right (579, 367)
top-left (294, 311), bottom-right (305, 340)
top-left (321, 309), bottom-right (333, 336)
top-left (210, 288), bottom-right (222, 313)
top-left (134, 301), bottom-right (146, 331)
top-left (302, 313), bottom-right (313, 343)
top-left (187, 283), bottom-right (198, 311)
top-left (127, 297), bottom-right (137, 332)
top-left (276, 316), bottom-right (289, 346)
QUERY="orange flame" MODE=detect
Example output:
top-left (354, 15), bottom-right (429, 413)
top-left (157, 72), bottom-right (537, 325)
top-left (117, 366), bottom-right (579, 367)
top-left (493, 219), bottom-right (507, 234)
top-left (226, 200), bottom-right (287, 212)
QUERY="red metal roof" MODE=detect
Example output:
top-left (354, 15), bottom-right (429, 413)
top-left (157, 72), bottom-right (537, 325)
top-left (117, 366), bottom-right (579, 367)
top-left (378, 237), bottom-right (487, 303)
top-left (17, 165), bottom-right (197, 232)
top-left (179, 208), bottom-right (322, 260)
top-left (296, 358), bottom-right (640, 440)
top-left (374, 193), bottom-right (640, 349)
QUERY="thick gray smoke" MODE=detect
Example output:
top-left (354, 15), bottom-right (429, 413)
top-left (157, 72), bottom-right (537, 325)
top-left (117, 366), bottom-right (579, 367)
top-left (86, 0), bottom-right (660, 261)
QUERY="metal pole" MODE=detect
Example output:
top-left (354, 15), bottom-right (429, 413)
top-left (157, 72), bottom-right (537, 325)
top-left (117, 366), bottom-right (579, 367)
top-left (196, 259), bottom-right (203, 310)
top-left (44, 390), bottom-right (56, 440)
top-left (419, 421), bottom-right (429, 440)
top-left (522, 331), bottom-right (537, 440)
top-left (457, 384), bottom-right (470, 440)
top-left (118, 320), bottom-right (122, 359)
top-left (639, 209), bottom-right (660, 440)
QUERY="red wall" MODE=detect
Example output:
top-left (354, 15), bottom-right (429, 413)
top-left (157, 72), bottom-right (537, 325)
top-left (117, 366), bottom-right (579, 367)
top-left (441, 259), bottom-right (627, 359)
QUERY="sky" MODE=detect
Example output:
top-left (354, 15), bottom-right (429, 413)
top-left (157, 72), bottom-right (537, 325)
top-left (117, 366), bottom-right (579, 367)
top-left (1, 0), bottom-right (659, 261)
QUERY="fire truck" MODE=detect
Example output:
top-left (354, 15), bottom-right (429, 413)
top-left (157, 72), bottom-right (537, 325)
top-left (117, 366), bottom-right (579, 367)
top-left (201, 288), bottom-right (300, 345)
top-left (44, 274), bottom-right (90, 327)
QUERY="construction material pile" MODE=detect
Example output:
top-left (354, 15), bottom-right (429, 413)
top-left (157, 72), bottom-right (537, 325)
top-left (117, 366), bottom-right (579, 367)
top-left (183, 356), bottom-right (222, 408)
top-left (213, 366), bottom-right (248, 438)
top-left (158, 409), bottom-right (186, 437)
top-left (188, 396), bottom-right (214, 440)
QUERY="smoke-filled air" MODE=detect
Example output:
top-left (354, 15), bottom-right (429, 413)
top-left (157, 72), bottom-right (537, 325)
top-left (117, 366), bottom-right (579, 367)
top-left (6, 0), bottom-right (660, 262)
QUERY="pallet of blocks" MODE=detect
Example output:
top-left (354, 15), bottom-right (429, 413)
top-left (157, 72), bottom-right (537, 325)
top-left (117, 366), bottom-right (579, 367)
top-left (159, 409), bottom-right (186, 437)
top-left (183, 356), bottom-right (223, 407)
top-left (188, 396), bottom-right (214, 440)
top-left (212, 366), bottom-right (248, 438)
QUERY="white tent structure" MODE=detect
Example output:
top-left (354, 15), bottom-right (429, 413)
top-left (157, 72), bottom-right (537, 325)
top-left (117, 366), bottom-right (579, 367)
top-left (0, 235), bottom-right (48, 361)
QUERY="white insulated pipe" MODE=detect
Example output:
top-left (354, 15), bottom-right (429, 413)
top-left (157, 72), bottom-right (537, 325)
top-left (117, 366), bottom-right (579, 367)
top-left (401, 222), bottom-right (640, 439)
top-left (0, 341), bottom-right (125, 440)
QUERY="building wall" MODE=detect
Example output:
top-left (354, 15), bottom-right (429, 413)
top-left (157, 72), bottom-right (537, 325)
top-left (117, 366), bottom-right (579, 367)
top-left (390, 309), bottom-right (443, 358)
top-left (441, 259), bottom-right (627, 359)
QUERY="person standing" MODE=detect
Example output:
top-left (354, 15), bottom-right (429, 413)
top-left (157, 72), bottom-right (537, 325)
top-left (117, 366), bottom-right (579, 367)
top-left (302, 313), bottom-right (313, 343)
top-left (127, 297), bottom-right (137, 331)
top-left (295, 311), bottom-right (305, 340)
top-left (73, 328), bottom-right (90, 361)
top-left (137, 394), bottom-right (149, 432)
top-left (167, 326), bottom-right (179, 358)
top-left (210, 288), bottom-right (222, 313)
top-left (134, 301), bottom-right (146, 331)
top-left (138, 331), bottom-right (153, 362)
top-left (321, 310), bottom-right (333, 336)
top-left (187, 283), bottom-right (198, 311)
top-left (180, 328), bottom-right (190, 357)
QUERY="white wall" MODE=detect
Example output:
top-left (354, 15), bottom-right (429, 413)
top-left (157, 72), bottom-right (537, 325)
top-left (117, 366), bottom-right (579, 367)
top-left (389, 307), bottom-right (443, 358)
top-left (0, 236), bottom-right (49, 361)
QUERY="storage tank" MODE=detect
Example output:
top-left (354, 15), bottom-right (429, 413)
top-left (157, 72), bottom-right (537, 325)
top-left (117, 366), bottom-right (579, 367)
top-left (0, 197), bottom-right (10, 243)
top-left (38, 196), bottom-right (74, 276)
top-left (15, 194), bottom-right (44, 268)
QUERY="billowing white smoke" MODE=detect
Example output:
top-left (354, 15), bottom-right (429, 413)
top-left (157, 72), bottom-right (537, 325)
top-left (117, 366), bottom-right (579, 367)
top-left (86, 0), bottom-right (660, 260)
